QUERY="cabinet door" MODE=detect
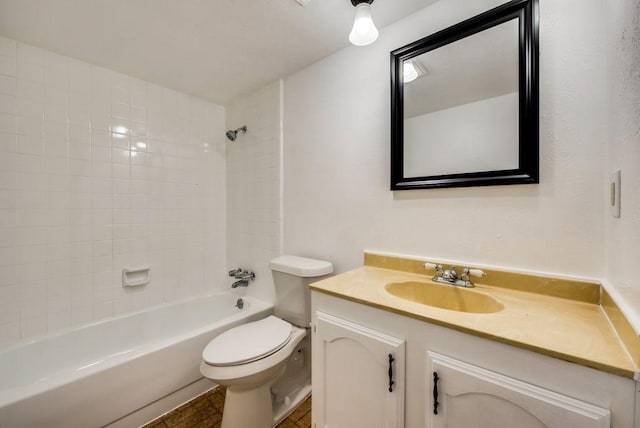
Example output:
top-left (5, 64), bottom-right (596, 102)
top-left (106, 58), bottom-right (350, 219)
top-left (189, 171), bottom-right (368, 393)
top-left (426, 352), bottom-right (610, 428)
top-left (313, 311), bottom-right (405, 428)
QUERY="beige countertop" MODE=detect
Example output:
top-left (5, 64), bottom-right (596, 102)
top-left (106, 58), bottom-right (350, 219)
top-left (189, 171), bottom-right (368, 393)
top-left (310, 265), bottom-right (639, 379)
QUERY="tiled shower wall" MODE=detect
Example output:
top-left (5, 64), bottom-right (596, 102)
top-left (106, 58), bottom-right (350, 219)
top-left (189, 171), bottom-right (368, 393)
top-left (0, 36), bottom-right (227, 346)
top-left (226, 81), bottom-right (282, 304)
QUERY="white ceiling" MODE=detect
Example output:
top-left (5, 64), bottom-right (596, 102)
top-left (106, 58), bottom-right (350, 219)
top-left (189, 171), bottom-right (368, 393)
top-left (0, 0), bottom-right (435, 105)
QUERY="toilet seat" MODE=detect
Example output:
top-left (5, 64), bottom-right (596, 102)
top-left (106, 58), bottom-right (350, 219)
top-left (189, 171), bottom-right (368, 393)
top-left (203, 316), bottom-right (293, 367)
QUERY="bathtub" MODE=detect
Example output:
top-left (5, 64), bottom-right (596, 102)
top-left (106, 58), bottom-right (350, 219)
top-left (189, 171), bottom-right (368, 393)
top-left (0, 293), bottom-right (272, 428)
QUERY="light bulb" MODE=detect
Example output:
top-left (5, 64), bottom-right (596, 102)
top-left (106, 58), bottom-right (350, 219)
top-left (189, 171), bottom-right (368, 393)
top-left (349, 3), bottom-right (378, 46)
top-left (403, 61), bottom-right (418, 83)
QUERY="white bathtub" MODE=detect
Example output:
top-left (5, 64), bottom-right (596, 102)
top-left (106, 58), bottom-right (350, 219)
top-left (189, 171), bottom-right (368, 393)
top-left (0, 293), bottom-right (272, 428)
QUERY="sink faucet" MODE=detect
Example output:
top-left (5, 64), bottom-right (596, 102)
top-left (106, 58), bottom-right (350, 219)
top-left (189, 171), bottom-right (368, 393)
top-left (424, 263), bottom-right (486, 288)
top-left (229, 269), bottom-right (256, 288)
top-left (442, 266), bottom-right (459, 283)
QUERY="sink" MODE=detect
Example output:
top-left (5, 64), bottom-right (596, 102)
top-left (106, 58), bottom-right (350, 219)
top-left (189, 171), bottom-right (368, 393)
top-left (384, 281), bottom-right (504, 314)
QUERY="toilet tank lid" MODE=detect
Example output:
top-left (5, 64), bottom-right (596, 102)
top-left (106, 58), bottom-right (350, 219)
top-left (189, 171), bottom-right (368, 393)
top-left (270, 255), bottom-right (333, 277)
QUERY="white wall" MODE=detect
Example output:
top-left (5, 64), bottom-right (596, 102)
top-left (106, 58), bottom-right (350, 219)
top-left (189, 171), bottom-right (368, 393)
top-left (0, 36), bottom-right (227, 346)
top-left (404, 92), bottom-right (518, 177)
top-left (283, 0), bottom-right (606, 277)
top-left (603, 1), bottom-right (640, 302)
top-left (226, 81), bottom-right (282, 304)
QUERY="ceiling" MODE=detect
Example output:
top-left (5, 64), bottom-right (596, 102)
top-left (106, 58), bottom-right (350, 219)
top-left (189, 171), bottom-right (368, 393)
top-left (0, 0), bottom-right (435, 105)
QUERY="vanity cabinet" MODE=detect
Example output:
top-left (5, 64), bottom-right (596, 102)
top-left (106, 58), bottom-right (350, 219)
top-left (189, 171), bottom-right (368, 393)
top-left (427, 352), bottom-right (610, 428)
top-left (311, 291), bottom-right (637, 428)
top-left (312, 311), bottom-right (405, 428)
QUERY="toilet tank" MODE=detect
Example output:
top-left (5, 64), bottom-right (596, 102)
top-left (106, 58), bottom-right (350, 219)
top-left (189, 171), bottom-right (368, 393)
top-left (270, 255), bottom-right (333, 327)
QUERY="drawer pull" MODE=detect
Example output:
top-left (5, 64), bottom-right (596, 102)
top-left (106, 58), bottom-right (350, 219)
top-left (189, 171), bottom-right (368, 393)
top-left (433, 371), bottom-right (439, 415)
top-left (388, 354), bottom-right (395, 392)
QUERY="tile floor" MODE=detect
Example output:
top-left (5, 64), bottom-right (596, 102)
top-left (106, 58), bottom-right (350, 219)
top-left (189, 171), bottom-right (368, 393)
top-left (142, 387), bottom-right (311, 428)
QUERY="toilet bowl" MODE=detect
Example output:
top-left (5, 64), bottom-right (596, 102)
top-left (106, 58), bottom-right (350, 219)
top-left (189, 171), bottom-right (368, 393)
top-left (200, 255), bottom-right (333, 428)
top-left (200, 316), bottom-right (307, 428)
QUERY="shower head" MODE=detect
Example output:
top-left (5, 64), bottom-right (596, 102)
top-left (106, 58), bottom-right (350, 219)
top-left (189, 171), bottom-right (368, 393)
top-left (226, 126), bottom-right (247, 141)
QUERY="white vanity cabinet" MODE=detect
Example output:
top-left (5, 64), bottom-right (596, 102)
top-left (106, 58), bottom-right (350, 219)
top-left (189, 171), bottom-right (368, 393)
top-left (312, 311), bottom-right (405, 428)
top-left (426, 352), bottom-right (610, 428)
top-left (311, 291), bottom-right (638, 428)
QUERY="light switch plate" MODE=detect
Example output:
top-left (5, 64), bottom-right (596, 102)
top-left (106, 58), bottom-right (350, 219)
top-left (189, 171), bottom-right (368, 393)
top-left (610, 170), bottom-right (621, 218)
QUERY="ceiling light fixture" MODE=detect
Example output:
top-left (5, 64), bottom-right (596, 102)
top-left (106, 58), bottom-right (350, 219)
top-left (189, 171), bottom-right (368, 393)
top-left (403, 60), bottom-right (428, 83)
top-left (349, 0), bottom-right (378, 46)
top-left (403, 61), bottom-right (418, 83)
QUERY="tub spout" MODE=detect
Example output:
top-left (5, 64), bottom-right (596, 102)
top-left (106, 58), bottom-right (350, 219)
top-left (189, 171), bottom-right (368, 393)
top-left (232, 279), bottom-right (249, 288)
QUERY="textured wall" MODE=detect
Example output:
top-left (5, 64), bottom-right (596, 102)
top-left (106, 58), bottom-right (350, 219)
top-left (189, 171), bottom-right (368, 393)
top-left (604, 0), bottom-right (640, 301)
top-left (226, 81), bottom-right (282, 304)
top-left (0, 37), bottom-right (227, 346)
top-left (283, 0), bottom-right (606, 277)
top-left (404, 92), bottom-right (519, 177)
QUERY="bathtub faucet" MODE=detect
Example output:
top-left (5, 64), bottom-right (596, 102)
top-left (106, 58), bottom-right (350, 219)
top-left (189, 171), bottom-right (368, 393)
top-left (231, 270), bottom-right (255, 288)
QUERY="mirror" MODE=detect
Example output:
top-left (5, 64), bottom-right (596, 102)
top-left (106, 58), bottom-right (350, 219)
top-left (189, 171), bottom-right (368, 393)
top-left (390, 0), bottom-right (539, 190)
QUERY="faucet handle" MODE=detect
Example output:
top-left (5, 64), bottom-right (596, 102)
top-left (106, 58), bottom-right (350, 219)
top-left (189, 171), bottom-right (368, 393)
top-left (467, 268), bottom-right (486, 278)
top-left (229, 268), bottom-right (242, 277)
top-left (424, 263), bottom-right (444, 278)
top-left (461, 267), bottom-right (486, 285)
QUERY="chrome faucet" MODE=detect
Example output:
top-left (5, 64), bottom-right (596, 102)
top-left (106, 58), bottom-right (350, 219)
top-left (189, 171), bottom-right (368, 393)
top-left (424, 263), bottom-right (486, 288)
top-left (442, 266), bottom-right (459, 283)
top-left (232, 279), bottom-right (250, 288)
top-left (229, 268), bottom-right (256, 288)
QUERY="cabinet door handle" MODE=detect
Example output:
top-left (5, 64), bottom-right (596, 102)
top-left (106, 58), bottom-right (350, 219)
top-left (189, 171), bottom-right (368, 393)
top-left (388, 354), bottom-right (395, 392)
top-left (433, 371), bottom-right (439, 415)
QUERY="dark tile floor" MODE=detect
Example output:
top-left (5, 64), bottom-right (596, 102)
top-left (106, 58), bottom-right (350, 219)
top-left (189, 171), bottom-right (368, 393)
top-left (142, 387), bottom-right (311, 428)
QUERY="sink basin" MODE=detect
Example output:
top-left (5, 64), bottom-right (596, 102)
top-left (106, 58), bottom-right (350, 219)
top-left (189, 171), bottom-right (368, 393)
top-left (384, 281), bottom-right (504, 314)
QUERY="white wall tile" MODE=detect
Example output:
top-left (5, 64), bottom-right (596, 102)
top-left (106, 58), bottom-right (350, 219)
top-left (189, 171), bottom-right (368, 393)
top-left (0, 132), bottom-right (16, 152)
top-left (0, 93), bottom-right (16, 115)
top-left (17, 115), bottom-right (42, 137)
top-left (17, 79), bottom-right (43, 100)
top-left (0, 75), bottom-right (16, 96)
top-left (68, 59), bottom-right (90, 95)
top-left (0, 321), bottom-right (20, 346)
top-left (44, 88), bottom-right (68, 123)
top-left (0, 265), bottom-right (18, 286)
top-left (17, 134), bottom-right (43, 155)
top-left (20, 316), bottom-right (46, 339)
top-left (0, 113), bottom-right (16, 134)
top-left (44, 52), bottom-right (68, 90)
top-left (0, 55), bottom-right (17, 77)
top-left (16, 45), bottom-right (42, 83)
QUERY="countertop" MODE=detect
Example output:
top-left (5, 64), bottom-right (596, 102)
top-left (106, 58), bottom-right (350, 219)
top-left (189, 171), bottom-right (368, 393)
top-left (310, 265), bottom-right (639, 379)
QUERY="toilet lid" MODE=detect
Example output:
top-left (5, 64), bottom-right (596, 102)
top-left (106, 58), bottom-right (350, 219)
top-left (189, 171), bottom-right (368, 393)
top-left (202, 316), bottom-right (292, 366)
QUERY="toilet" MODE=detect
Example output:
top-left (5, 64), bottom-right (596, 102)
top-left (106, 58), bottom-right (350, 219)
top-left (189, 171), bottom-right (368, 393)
top-left (200, 255), bottom-right (333, 428)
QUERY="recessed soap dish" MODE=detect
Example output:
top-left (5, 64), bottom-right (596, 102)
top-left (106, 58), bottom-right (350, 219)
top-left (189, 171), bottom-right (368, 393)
top-left (122, 265), bottom-right (151, 287)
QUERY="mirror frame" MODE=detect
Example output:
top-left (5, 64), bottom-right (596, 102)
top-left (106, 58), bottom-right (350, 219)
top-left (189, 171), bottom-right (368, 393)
top-left (390, 0), bottom-right (539, 190)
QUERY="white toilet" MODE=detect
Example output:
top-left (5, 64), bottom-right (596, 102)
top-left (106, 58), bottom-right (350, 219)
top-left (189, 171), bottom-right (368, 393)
top-left (200, 255), bottom-right (333, 428)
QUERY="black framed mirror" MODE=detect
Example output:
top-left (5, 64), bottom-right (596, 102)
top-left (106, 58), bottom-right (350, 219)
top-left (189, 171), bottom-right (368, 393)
top-left (390, 0), bottom-right (539, 190)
